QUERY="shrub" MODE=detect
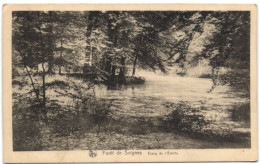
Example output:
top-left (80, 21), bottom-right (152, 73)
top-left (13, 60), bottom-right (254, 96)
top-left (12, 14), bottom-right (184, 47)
top-left (218, 69), bottom-right (250, 95)
top-left (13, 117), bottom-right (43, 151)
top-left (164, 101), bottom-right (250, 141)
top-left (230, 103), bottom-right (250, 123)
top-left (12, 76), bottom-right (113, 150)
top-left (88, 99), bottom-right (113, 125)
top-left (165, 102), bottom-right (211, 136)
top-left (125, 76), bottom-right (145, 84)
top-left (49, 97), bottom-right (113, 144)
top-left (12, 97), bottom-right (44, 151)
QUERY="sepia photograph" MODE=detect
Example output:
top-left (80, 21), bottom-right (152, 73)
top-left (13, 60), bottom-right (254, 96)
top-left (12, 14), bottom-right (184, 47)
top-left (3, 4), bottom-right (257, 163)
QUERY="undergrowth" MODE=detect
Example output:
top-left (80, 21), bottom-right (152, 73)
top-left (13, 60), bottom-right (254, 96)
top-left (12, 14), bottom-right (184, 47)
top-left (163, 101), bottom-right (250, 143)
top-left (12, 76), bottom-right (113, 151)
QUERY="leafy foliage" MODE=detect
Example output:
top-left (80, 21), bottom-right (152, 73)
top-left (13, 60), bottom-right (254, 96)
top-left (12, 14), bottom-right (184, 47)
top-left (164, 101), bottom-right (250, 141)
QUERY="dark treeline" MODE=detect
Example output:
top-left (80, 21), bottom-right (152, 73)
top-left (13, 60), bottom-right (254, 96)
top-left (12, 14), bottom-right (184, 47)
top-left (13, 11), bottom-right (250, 86)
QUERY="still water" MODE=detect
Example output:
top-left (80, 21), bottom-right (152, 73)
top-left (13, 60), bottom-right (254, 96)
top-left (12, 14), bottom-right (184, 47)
top-left (94, 71), bottom-right (247, 118)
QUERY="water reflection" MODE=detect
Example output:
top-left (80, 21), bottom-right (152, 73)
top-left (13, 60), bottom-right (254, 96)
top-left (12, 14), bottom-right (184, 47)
top-left (94, 73), bottom-right (247, 117)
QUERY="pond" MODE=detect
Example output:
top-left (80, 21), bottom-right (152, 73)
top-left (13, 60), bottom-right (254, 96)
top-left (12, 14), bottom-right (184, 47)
top-left (94, 71), bottom-right (248, 118)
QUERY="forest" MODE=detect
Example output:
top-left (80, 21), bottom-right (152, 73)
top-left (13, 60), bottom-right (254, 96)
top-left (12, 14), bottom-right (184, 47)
top-left (12, 11), bottom-right (250, 150)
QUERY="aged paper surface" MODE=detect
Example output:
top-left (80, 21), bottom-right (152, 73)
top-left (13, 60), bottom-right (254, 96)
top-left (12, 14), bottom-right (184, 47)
top-left (3, 4), bottom-right (257, 163)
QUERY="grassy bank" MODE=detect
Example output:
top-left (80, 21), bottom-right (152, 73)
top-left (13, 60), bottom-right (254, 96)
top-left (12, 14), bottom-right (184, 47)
top-left (13, 98), bottom-right (250, 150)
top-left (12, 75), bottom-right (250, 150)
top-left (162, 101), bottom-right (250, 144)
top-left (12, 75), bottom-right (112, 151)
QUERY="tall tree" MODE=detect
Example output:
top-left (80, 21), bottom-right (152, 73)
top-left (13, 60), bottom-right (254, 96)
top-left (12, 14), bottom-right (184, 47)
top-left (13, 11), bottom-right (54, 115)
top-left (199, 11), bottom-right (250, 92)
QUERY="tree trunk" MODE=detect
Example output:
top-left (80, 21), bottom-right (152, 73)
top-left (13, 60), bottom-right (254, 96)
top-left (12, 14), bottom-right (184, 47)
top-left (85, 12), bottom-right (94, 68)
top-left (89, 44), bottom-right (93, 66)
top-left (119, 57), bottom-right (126, 84)
top-left (59, 58), bottom-right (62, 74)
top-left (101, 57), bottom-right (106, 70)
top-left (132, 54), bottom-right (138, 76)
top-left (47, 12), bottom-right (55, 75)
top-left (39, 24), bottom-right (47, 119)
top-left (48, 59), bottom-right (54, 74)
top-left (208, 67), bottom-right (219, 93)
top-left (59, 38), bottom-right (63, 75)
top-left (36, 65), bottom-right (39, 74)
top-left (111, 66), bottom-right (116, 77)
top-left (42, 61), bottom-right (46, 109)
top-left (105, 57), bottom-right (111, 74)
top-left (24, 62), bottom-right (40, 103)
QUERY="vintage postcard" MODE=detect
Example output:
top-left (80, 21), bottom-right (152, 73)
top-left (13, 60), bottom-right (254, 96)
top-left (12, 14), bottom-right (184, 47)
top-left (3, 4), bottom-right (257, 163)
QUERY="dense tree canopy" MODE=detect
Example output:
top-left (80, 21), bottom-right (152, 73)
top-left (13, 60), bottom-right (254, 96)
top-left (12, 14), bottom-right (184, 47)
top-left (13, 11), bottom-right (250, 92)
